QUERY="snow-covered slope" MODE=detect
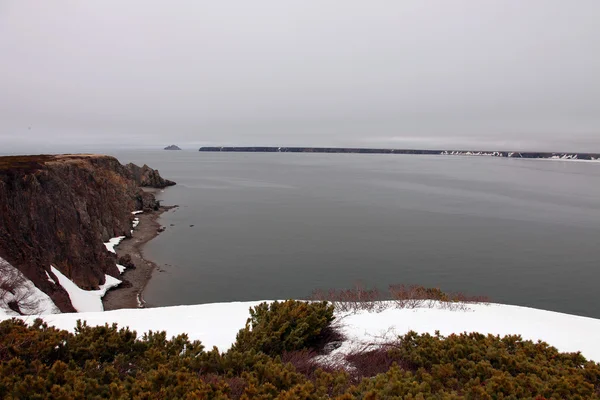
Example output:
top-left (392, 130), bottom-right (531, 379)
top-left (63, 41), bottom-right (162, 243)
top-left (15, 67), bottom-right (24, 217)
top-left (2, 301), bottom-right (599, 362)
top-left (49, 266), bottom-right (121, 312)
top-left (330, 303), bottom-right (600, 364)
top-left (0, 257), bottom-right (59, 316)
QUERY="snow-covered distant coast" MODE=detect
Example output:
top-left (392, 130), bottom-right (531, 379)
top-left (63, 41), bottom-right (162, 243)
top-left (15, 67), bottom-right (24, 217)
top-left (199, 146), bottom-right (600, 162)
top-left (2, 300), bottom-right (599, 363)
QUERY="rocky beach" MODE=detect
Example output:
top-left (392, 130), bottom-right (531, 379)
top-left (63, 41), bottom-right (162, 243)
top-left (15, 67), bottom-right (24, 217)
top-left (102, 203), bottom-right (177, 310)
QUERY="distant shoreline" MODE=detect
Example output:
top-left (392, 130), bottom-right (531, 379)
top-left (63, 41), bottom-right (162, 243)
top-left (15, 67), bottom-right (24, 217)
top-left (199, 147), bottom-right (600, 161)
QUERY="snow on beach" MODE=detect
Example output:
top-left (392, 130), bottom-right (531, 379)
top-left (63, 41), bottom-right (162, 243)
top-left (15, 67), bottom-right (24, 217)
top-left (131, 210), bottom-right (142, 232)
top-left (3, 301), bottom-right (599, 363)
top-left (107, 211), bottom-right (141, 269)
top-left (50, 266), bottom-right (121, 312)
top-left (104, 236), bottom-right (125, 253)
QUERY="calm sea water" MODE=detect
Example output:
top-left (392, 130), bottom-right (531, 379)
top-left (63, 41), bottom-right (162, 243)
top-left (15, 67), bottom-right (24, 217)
top-left (109, 150), bottom-right (600, 318)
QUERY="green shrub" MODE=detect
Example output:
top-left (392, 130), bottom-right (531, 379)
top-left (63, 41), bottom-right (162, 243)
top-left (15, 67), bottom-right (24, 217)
top-left (232, 300), bottom-right (335, 356)
top-left (1, 310), bottom-right (599, 399)
top-left (0, 318), bottom-right (69, 365)
top-left (68, 320), bottom-right (143, 365)
top-left (349, 331), bottom-right (600, 399)
top-left (197, 346), bottom-right (273, 377)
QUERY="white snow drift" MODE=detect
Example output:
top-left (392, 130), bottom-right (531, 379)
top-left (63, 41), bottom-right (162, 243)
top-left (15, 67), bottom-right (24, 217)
top-left (0, 257), bottom-right (60, 316)
top-left (49, 266), bottom-right (121, 312)
top-left (1, 300), bottom-right (598, 363)
top-left (103, 236), bottom-right (125, 254)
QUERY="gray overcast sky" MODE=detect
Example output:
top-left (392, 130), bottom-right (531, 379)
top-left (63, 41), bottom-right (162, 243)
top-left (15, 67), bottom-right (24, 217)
top-left (1, 0), bottom-right (599, 152)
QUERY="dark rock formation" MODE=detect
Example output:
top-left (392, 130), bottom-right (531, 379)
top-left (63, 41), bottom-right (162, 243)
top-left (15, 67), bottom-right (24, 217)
top-left (125, 163), bottom-right (176, 188)
top-left (117, 254), bottom-right (136, 270)
top-left (164, 145), bottom-right (182, 150)
top-left (0, 154), bottom-right (175, 312)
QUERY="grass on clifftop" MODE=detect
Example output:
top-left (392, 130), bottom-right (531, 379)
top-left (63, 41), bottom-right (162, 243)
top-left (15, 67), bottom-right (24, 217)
top-left (0, 155), bottom-right (56, 173)
top-left (0, 154), bottom-right (111, 175)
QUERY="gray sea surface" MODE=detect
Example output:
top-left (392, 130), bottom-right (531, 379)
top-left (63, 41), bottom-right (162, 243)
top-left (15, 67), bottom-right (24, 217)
top-left (108, 150), bottom-right (600, 318)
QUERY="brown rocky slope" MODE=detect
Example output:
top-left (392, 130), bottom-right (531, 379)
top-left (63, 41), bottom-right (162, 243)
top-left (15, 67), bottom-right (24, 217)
top-left (0, 154), bottom-right (175, 312)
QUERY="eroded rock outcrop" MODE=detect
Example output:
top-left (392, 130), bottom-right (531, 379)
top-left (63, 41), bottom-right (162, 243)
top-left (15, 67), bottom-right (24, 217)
top-left (125, 163), bottom-right (176, 188)
top-left (0, 154), bottom-right (175, 312)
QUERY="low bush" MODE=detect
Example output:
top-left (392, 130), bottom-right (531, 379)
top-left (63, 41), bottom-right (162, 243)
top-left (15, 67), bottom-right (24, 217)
top-left (311, 283), bottom-right (490, 313)
top-left (0, 302), bottom-right (599, 399)
top-left (388, 284), bottom-right (486, 311)
top-left (232, 300), bottom-right (336, 356)
top-left (311, 284), bottom-right (388, 313)
top-left (348, 331), bottom-right (600, 399)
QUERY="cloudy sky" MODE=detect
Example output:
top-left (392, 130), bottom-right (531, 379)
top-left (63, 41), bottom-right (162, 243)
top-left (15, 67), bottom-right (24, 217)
top-left (1, 1), bottom-right (599, 152)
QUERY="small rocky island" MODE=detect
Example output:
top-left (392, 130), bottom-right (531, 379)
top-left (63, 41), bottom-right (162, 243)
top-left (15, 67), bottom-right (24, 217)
top-left (164, 145), bottom-right (182, 150)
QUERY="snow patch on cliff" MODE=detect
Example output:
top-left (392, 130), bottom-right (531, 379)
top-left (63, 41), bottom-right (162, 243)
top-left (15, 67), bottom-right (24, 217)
top-left (50, 266), bottom-right (121, 312)
top-left (104, 236), bottom-right (125, 254)
top-left (0, 257), bottom-right (59, 316)
top-left (45, 271), bottom-right (56, 285)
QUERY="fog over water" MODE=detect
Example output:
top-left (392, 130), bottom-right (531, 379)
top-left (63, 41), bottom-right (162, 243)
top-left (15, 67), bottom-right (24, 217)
top-left (1, 1), bottom-right (600, 152)
top-left (1, 2), bottom-right (599, 318)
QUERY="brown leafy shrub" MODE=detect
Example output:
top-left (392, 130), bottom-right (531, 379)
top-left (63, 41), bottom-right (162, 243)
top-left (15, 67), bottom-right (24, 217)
top-left (344, 346), bottom-right (400, 379)
top-left (311, 283), bottom-right (388, 313)
top-left (311, 283), bottom-right (490, 313)
top-left (281, 349), bottom-right (324, 377)
top-left (389, 284), bottom-right (490, 310)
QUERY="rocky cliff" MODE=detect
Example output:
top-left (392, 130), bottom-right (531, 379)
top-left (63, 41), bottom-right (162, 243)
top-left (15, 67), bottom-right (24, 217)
top-left (0, 154), bottom-right (175, 312)
top-left (125, 163), bottom-right (176, 188)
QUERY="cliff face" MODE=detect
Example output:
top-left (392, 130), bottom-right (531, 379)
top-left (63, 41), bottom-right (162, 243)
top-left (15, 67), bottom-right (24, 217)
top-left (125, 163), bottom-right (176, 188)
top-left (0, 154), bottom-right (174, 312)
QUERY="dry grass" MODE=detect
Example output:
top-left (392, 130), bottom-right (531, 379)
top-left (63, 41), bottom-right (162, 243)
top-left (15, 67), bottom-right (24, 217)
top-left (310, 283), bottom-right (490, 314)
top-left (0, 155), bottom-right (54, 173)
top-left (0, 154), bottom-right (107, 174)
